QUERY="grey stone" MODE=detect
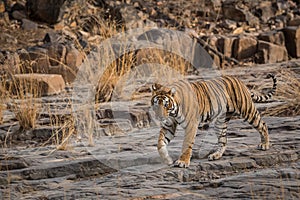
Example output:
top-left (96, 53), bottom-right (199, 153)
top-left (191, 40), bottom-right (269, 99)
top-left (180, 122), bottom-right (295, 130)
top-left (0, 156), bottom-right (29, 170)
top-left (21, 18), bottom-right (38, 30)
top-left (11, 10), bottom-right (26, 20)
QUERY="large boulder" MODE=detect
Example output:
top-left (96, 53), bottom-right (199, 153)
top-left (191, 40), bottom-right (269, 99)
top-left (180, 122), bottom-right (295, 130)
top-left (283, 26), bottom-right (300, 58)
top-left (12, 73), bottom-right (65, 96)
top-left (26, 0), bottom-right (66, 24)
top-left (233, 36), bottom-right (258, 60)
top-left (258, 30), bottom-right (285, 46)
top-left (256, 40), bottom-right (288, 64)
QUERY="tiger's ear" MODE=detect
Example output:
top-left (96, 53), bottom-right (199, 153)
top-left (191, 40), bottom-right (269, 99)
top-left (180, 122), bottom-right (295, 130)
top-left (170, 87), bottom-right (176, 96)
top-left (151, 83), bottom-right (162, 92)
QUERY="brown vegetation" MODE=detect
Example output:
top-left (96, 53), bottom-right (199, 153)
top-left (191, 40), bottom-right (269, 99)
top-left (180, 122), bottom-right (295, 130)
top-left (264, 68), bottom-right (300, 117)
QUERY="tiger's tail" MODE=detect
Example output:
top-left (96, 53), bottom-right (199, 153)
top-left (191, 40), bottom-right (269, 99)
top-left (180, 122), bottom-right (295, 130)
top-left (251, 73), bottom-right (277, 103)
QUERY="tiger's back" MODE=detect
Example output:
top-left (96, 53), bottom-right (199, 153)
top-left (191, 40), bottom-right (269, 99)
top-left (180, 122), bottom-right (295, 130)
top-left (191, 76), bottom-right (257, 122)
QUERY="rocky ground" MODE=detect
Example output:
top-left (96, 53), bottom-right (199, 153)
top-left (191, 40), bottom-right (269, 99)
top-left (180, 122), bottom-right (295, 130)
top-left (0, 0), bottom-right (300, 199)
top-left (1, 115), bottom-right (299, 199)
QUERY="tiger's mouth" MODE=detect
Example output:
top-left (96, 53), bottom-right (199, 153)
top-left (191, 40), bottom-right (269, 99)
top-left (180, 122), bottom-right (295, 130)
top-left (152, 106), bottom-right (169, 120)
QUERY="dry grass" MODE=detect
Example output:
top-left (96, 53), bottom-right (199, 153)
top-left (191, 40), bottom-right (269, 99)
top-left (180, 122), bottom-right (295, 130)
top-left (0, 103), bottom-right (3, 124)
top-left (263, 69), bottom-right (300, 117)
top-left (95, 48), bottom-right (191, 103)
top-left (7, 68), bottom-right (41, 130)
top-left (14, 102), bottom-right (38, 130)
top-left (0, 76), bottom-right (5, 124)
top-left (54, 116), bottom-right (76, 150)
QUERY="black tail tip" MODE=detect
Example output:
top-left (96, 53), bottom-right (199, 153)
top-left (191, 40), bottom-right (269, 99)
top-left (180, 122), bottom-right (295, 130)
top-left (266, 73), bottom-right (275, 79)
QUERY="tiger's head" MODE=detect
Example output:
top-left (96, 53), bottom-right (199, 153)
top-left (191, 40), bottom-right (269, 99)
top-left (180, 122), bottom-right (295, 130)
top-left (151, 83), bottom-right (178, 121)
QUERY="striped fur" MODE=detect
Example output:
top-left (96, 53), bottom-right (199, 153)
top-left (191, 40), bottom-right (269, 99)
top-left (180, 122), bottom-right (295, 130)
top-left (151, 74), bottom-right (277, 168)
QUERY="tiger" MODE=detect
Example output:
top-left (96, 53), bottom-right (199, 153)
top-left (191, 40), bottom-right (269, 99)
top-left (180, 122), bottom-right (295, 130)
top-left (151, 74), bottom-right (277, 168)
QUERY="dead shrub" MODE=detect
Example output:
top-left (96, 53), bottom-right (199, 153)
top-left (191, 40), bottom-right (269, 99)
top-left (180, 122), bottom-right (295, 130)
top-left (14, 101), bottom-right (39, 130)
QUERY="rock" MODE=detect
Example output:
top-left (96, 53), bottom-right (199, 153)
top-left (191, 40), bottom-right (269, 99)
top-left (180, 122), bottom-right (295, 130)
top-left (258, 30), bottom-right (285, 46)
top-left (31, 127), bottom-right (55, 141)
top-left (220, 19), bottom-right (237, 30)
top-left (12, 73), bottom-right (65, 96)
top-left (137, 28), bottom-right (214, 69)
top-left (47, 43), bottom-right (66, 66)
top-left (43, 32), bottom-right (64, 44)
top-left (0, 51), bottom-right (21, 75)
top-left (98, 119), bottom-right (133, 136)
top-left (256, 40), bottom-right (288, 64)
top-left (21, 18), bottom-right (38, 30)
top-left (0, 10), bottom-right (9, 26)
top-left (288, 17), bottom-right (300, 26)
top-left (233, 36), bottom-right (257, 60)
top-left (10, 1), bottom-right (26, 20)
top-left (255, 1), bottom-right (276, 23)
top-left (18, 47), bottom-right (50, 73)
top-left (26, 0), bottom-right (66, 24)
top-left (229, 158), bottom-right (257, 170)
top-left (11, 10), bottom-right (26, 20)
top-left (65, 45), bottom-right (85, 74)
top-left (129, 109), bottom-right (151, 128)
top-left (216, 36), bottom-right (235, 58)
top-left (222, 2), bottom-right (260, 27)
top-left (17, 39), bottom-right (82, 84)
top-left (96, 107), bottom-right (151, 129)
top-left (48, 62), bottom-right (78, 84)
top-left (117, 4), bottom-right (156, 29)
top-left (0, 156), bottom-right (29, 170)
top-left (283, 26), bottom-right (300, 58)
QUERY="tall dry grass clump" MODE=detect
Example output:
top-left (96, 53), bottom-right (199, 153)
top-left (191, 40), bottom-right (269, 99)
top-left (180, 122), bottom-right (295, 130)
top-left (14, 102), bottom-right (38, 130)
top-left (264, 69), bottom-right (300, 117)
top-left (51, 115), bottom-right (76, 151)
top-left (95, 52), bottom-right (136, 102)
top-left (95, 48), bottom-right (192, 103)
top-left (2, 62), bottom-right (41, 130)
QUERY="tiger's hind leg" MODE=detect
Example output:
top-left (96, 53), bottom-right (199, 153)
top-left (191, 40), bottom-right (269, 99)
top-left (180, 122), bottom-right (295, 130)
top-left (245, 106), bottom-right (270, 150)
top-left (208, 115), bottom-right (231, 161)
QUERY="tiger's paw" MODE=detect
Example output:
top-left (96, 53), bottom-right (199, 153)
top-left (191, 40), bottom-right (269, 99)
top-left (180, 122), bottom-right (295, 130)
top-left (174, 159), bottom-right (190, 168)
top-left (257, 142), bottom-right (270, 151)
top-left (208, 151), bottom-right (223, 161)
top-left (166, 157), bottom-right (174, 165)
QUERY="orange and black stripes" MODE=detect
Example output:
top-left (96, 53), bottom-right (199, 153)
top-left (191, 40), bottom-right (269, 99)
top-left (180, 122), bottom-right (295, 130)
top-left (151, 74), bottom-right (275, 167)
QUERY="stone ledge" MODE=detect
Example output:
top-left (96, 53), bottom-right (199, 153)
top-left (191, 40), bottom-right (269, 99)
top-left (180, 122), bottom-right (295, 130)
top-left (11, 73), bottom-right (65, 97)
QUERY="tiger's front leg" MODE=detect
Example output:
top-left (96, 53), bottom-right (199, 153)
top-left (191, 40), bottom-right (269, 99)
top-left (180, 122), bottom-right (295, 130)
top-left (157, 118), bottom-right (177, 165)
top-left (157, 128), bottom-right (174, 165)
top-left (175, 121), bottom-right (199, 168)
